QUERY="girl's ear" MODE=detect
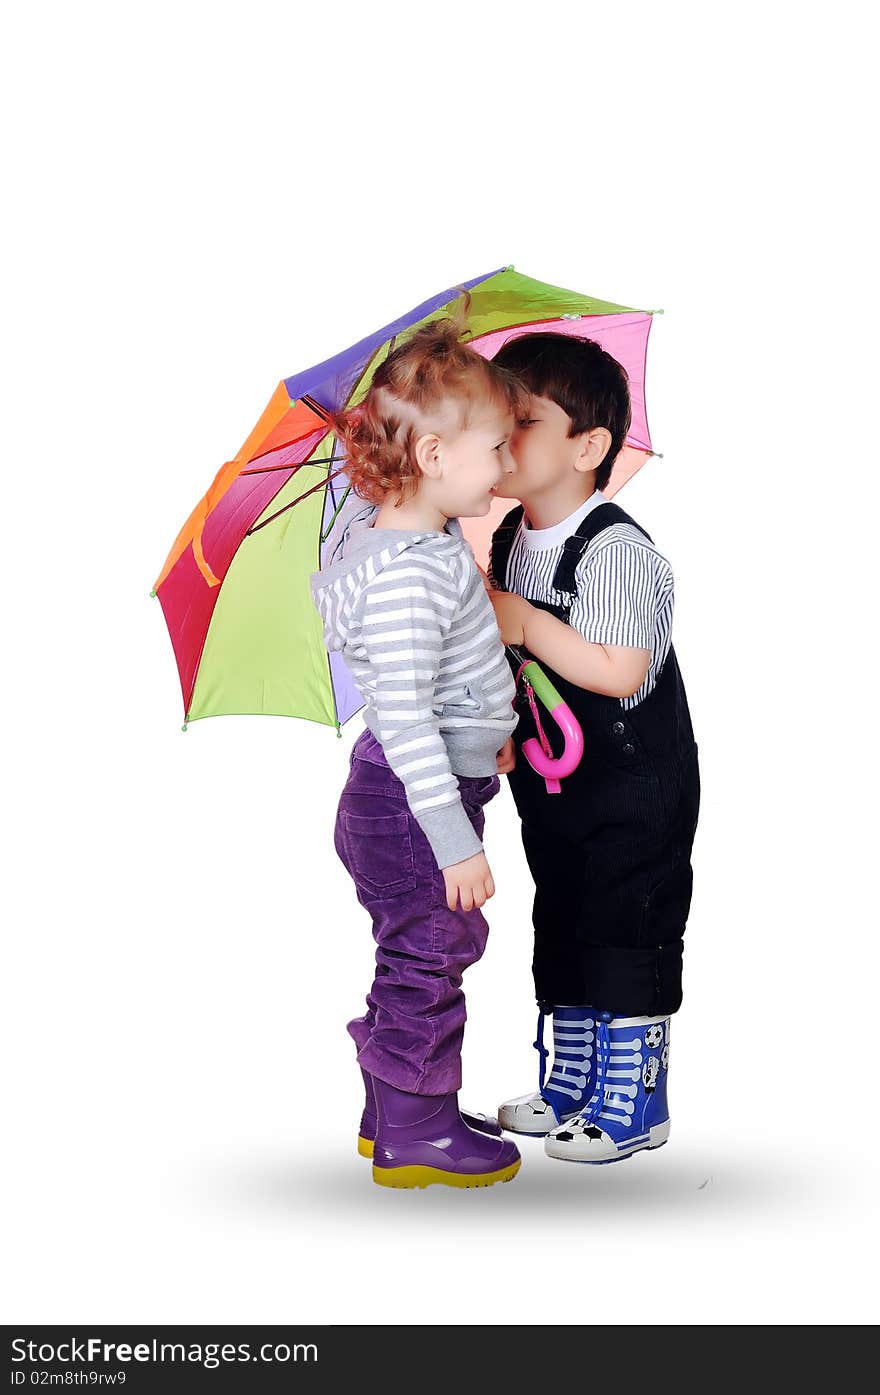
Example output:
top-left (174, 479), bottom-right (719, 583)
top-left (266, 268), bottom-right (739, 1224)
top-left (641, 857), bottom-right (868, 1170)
top-left (414, 432), bottom-right (443, 479)
top-left (574, 426), bottom-right (612, 475)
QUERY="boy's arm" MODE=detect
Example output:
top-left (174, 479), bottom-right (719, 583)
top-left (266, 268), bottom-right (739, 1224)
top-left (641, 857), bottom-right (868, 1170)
top-left (490, 536), bottom-right (662, 699)
top-left (492, 593), bottom-right (649, 698)
top-left (526, 605), bottom-right (649, 698)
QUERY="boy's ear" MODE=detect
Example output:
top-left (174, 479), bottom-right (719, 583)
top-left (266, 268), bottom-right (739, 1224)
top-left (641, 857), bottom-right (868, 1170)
top-left (414, 432), bottom-right (443, 479)
top-left (574, 427), bottom-right (612, 476)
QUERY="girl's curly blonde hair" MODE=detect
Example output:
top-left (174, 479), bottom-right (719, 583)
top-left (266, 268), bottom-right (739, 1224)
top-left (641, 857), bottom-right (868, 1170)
top-left (331, 296), bottom-right (527, 506)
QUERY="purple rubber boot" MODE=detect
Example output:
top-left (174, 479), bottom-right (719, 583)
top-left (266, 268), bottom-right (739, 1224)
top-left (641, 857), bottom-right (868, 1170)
top-left (371, 1077), bottom-right (521, 1189)
top-left (357, 1069), bottom-right (503, 1159)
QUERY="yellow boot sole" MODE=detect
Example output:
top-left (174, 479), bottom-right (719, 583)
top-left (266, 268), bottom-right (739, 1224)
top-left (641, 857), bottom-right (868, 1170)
top-left (372, 1159), bottom-right (521, 1189)
top-left (357, 1135), bottom-right (374, 1159)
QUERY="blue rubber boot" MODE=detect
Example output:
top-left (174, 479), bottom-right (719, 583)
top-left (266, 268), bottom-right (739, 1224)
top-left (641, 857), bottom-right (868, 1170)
top-left (498, 1007), bottom-right (596, 1135)
top-left (545, 1013), bottom-right (671, 1163)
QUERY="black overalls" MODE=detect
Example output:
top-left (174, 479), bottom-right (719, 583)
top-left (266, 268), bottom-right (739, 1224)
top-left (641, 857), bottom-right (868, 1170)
top-left (491, 503), bottom-right (700, 1017)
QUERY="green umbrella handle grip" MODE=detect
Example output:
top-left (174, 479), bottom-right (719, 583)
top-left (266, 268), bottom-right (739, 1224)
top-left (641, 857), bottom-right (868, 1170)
top-left (517, 659), bottom-right (585, 783)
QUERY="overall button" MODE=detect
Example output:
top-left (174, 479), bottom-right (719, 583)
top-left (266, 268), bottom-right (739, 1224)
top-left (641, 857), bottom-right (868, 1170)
top-left (612, 721), bottom-right (626, 736)
top-left (623, 743), bottom-right (636, 755)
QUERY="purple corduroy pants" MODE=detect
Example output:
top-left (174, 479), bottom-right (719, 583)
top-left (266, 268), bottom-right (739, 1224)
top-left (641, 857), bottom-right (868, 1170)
top-left (334, 728), bottom-right (501, 1095)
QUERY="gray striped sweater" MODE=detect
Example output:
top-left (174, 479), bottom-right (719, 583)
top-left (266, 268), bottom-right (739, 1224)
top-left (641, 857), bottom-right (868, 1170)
top-left (310, 496), bottom-right (518, 870)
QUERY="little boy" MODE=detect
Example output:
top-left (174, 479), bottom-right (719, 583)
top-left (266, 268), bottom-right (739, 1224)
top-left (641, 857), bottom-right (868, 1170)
top-left (486, 333), bottom-right (700, 1164)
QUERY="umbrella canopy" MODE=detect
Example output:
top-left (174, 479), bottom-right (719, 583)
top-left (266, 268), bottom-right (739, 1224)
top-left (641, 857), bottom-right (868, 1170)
top-left (153, 267), bottom-right (659, 731)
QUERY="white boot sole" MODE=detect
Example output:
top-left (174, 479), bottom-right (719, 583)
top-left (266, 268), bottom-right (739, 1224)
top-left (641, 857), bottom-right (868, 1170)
top-left (545, 1118), bottom-right (671, 1164)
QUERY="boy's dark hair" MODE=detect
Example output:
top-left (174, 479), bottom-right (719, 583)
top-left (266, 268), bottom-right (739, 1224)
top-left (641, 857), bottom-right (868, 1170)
top-left (492, 333), bottom-right (632, 492)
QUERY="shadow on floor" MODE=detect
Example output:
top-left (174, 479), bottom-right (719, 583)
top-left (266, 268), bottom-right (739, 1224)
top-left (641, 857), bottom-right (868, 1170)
top-left (184, 1135), bottom-right (820, 1225)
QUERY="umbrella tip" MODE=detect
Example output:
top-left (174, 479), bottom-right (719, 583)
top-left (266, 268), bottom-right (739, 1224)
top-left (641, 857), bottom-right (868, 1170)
top-left (150, 589), bottom-right (157, 598)
top-left (181, 722), bottom-right (188, 732)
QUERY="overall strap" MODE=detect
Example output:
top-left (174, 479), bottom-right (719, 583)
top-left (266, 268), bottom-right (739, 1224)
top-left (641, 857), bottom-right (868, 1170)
top-left (551, 502), bottom-right (654, 597)
top-left (489, 504), bottom-right (525, 591)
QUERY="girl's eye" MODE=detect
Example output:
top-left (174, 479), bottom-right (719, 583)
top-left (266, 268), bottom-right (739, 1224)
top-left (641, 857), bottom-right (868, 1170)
top-left (494, 440), bottom-right (508, 452)
top-left (517, 418), bottom-right (537, 428)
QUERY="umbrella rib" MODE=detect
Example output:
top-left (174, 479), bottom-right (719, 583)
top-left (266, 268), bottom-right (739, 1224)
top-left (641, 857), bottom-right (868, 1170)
top-left (302, 394), bottom-right (332, 422)
top-left (247, 467), bottom-right (349, 535)
top-left (321, 484), bottom-right (353, 542)
top-left (240, 455), bottom-right (340, 475)
top-left (326, 435), bottom-right (341, 513)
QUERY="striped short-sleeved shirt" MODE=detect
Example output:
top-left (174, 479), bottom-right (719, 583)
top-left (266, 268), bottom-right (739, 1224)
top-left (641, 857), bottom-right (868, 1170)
top-left (491, 492), bottom-right (675, 709)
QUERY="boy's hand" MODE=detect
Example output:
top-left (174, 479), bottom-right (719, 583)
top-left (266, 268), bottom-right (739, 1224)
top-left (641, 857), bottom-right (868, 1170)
top-left (442, 851), bottom-right (495, 912)
top-left (496, 737), bottom-right (516, 774)
top-left (476, 563), bottom-right (495, 595)
top-left (488, 591), bottom-right (529, 646)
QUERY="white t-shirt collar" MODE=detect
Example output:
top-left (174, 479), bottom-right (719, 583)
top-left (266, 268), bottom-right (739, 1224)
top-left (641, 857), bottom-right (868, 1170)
top-left (520, 491), bottom-right (608, 551)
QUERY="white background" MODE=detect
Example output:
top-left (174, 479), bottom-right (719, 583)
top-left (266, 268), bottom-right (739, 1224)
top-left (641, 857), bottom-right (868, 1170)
top-left (4, 1), bottom-right (877, 1326)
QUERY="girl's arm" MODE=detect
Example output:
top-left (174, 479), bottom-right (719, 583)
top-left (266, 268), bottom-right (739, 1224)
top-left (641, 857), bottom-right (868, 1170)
top-left (360, 558), bottom-right (485, 870)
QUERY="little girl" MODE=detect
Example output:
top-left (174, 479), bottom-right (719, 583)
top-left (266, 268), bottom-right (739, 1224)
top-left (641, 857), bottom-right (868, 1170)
top-left (310, 314), bottom-right (524, 1190)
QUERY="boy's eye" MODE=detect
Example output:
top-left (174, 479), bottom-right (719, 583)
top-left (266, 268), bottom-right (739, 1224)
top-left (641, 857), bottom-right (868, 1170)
top-left (493, 439), bottom-right (508, 452)
top-left (517, 418), bottom-right (537, 428)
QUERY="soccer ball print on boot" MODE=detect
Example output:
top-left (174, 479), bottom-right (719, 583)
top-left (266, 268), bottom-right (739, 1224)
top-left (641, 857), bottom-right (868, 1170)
top-left (356, 1068), bottom-right (502, 1158)
top-left (545, 1014), bottom-right (671, 1164)
top-left (498, 1007), bottom-right (596, 1135)
top-left (371, 1078), bottom-right (521, 1189)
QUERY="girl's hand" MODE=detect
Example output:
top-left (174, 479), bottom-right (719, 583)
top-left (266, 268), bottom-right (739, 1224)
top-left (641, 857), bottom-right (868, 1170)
top-left (496, 737), bottom-right (516, 774)
top-left (442, 851), bottom-right (495, 912)
top-left (488, 591), bottom-right (528, 646)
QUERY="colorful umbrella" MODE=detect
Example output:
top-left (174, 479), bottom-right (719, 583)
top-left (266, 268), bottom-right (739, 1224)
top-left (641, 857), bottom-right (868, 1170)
top-left (153, 267), bottom-right (660, 733)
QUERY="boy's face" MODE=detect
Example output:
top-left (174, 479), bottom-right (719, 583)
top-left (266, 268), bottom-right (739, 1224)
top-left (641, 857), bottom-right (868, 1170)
top-left (494, 394), bottom-right (590, 503)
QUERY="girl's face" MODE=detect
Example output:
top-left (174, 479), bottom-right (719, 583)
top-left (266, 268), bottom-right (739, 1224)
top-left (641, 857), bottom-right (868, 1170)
top-left (433, 405), bottom-right (516, 518)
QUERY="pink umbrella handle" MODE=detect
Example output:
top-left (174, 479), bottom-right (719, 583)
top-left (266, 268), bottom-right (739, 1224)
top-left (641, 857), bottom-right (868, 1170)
top-left (522, 701), bottom-right (584, 780)
top-left (513, 656), bottom-right (585, 793)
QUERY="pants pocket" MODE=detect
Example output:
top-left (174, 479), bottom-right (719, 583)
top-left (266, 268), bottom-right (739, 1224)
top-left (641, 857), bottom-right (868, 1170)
top-left (340, 809), bottom-right (417, 900)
